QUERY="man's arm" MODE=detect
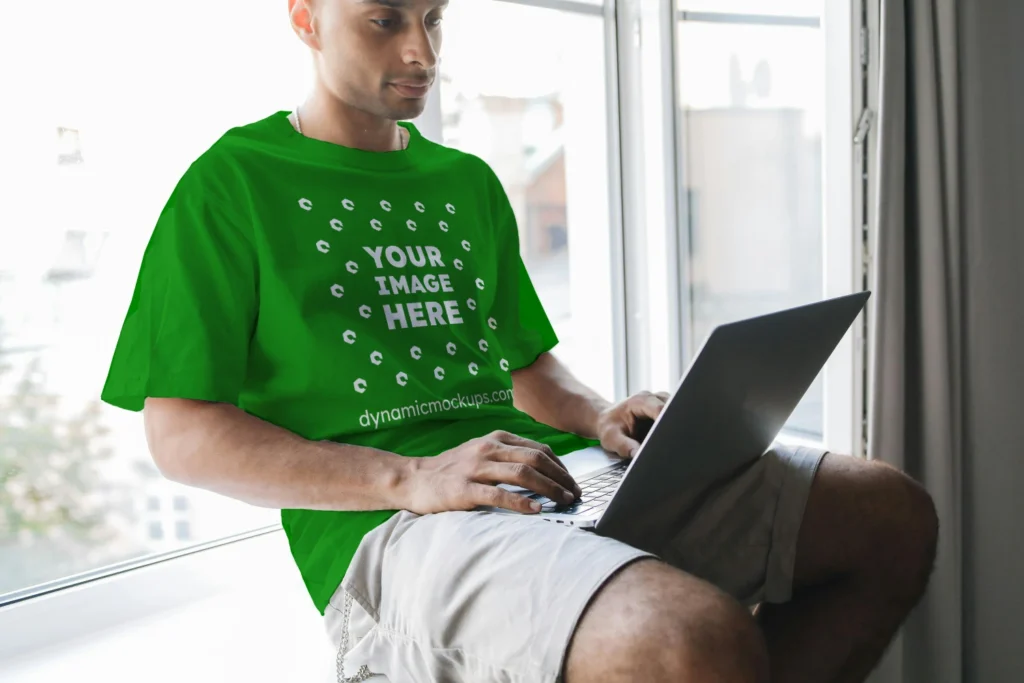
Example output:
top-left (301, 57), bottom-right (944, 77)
top-left (510, 352), bottom-right (613, 440)
top-left (143, 397), bottom-right (583, 514)
top-left (144, 398), bottom-right (413, 511)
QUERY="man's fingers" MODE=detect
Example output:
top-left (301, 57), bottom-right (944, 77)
top-left (482, 461), bottom-right (576, 504)
top-left (639, 392), bottom-right (667, 419)
top-left (487, 430), bottom-right (577, 489)
top-left (508, 445), bottom-right (580, 494)
top-left (487, 448), bottom-right (577, 497)
top-left (469, 483), bottom-right (539, 514)
top-left (492, 431), bottom-right (572, 475)
top-left (606, 432), bottom-right (641, 459)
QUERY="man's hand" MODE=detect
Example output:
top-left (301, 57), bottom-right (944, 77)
top-left (595, 390), bottom-right (671, 459)
top-left (403, 430), bottom-right (582, 515)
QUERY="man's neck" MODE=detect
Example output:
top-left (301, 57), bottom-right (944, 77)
top-left (296, 93), bottom-right (405, 153)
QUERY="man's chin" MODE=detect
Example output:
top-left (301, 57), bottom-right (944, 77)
top-left (386, 101), bottom-right (427, 122)
top-left (380, 92), bottom-right (428, 120)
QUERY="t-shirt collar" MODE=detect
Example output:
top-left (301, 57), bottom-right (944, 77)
top-left (275, 110), bottom-right (422, 171)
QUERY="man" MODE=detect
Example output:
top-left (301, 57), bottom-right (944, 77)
top-left (100, 1), bottom-right (939, 681)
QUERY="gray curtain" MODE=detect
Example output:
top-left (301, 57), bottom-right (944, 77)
top-left (869, 1), bottom-right (1024, 682)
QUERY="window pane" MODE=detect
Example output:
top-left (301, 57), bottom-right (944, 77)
top-left (0, 0), bottom-right (307, 599)
top-left (676, 8), bottom-right (826, 439)
top-left (440, 1), bottom-right (616, 400)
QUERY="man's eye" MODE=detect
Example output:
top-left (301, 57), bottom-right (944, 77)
top-left (428, 16), bottom-right (444, 27)
top-left (371, 19), bottom-right (395, 28)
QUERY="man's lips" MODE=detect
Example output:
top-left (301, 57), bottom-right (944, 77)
top-left (390, 81), bottom-right (432, 98)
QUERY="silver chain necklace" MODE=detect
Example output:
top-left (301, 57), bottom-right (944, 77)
top-left (293, 106), bottom-right (408, 150)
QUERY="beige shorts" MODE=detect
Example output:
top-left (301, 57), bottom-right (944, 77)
top-left (324, 443), bottom-right (827, 683)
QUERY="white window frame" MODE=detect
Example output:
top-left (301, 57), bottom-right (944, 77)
top-left (821, 0), bottom-right (877, 460)
top-left (820, 0), bottom-right (861, 457)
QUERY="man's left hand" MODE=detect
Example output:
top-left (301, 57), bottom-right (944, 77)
top-left (594, 390), bottom-right (671, 459)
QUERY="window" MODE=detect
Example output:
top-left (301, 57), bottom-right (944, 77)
top-left (0, 0), bottom-right (309, 600)
top-left (673, 0), bottom-right (854, 442)
top-left (438, 0), bottom-right (617, 401)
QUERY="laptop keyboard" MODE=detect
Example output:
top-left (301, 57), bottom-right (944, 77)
top-left (527, 461), bottom-right (628, 515)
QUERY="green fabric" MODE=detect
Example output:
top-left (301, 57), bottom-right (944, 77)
top-left (101, 111), bottom-right (599, 615)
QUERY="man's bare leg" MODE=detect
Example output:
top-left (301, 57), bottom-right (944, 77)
top-left (756, 454), bottom-right (939, 683)
top-left (563, 558), bottom-right (769, 683)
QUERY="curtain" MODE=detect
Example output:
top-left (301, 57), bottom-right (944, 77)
top-left (870, 1), bottom-right (1024, 681)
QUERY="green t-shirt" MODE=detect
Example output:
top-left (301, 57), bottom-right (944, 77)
top-left (101, 111), bottom-right (599, 615)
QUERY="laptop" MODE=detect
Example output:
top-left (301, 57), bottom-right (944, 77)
top-left (483, 291), bottom-right (871, 549)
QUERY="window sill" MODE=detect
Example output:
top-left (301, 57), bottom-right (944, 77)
top-left (0, 529), bottom-right (334, 683)
top-left (774, 430), bottom-right (829, 452)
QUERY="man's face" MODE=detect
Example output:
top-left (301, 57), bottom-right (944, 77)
top-left (293, 0), bottom-right (447, 121)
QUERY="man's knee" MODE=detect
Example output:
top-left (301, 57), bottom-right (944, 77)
top-left (834, 459), bottom-right (940, 601)
top-left (804, 455), bottom-right (939, 599)
top-left (565, 559), bottom-right (769, 683)
top-left (883, 465), bottom-right (939, 597)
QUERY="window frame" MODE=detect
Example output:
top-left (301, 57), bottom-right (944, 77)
top-left (820, 0), bottom-right (861, 457)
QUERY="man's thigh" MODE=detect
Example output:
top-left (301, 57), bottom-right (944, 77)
top-left (657, 443), bottom-right (828, 605)
top-left (325, 509), bottom-right (653, 683)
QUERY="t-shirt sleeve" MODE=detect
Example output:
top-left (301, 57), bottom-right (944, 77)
top-left (486, 168), bottom-right (560, 372)
top-left (100, 162), bottom-right (258, 412)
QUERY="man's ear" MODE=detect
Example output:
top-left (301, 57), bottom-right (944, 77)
top-left (288, 0), bottom-right (320, 50)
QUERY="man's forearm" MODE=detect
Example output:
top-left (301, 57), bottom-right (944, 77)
top-left (510, 352), bottom-right (612, 439)
top-left (143, 398), bottom-right (414, 512)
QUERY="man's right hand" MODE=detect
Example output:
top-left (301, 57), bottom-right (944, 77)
top-left (402, 430), bottom-right (582, 515)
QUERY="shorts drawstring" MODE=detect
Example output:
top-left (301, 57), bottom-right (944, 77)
top-left (336, 590), bottom-right (376, 683)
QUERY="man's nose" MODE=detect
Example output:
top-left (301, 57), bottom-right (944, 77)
top-left (401, 26), bottom-right (439, 71)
